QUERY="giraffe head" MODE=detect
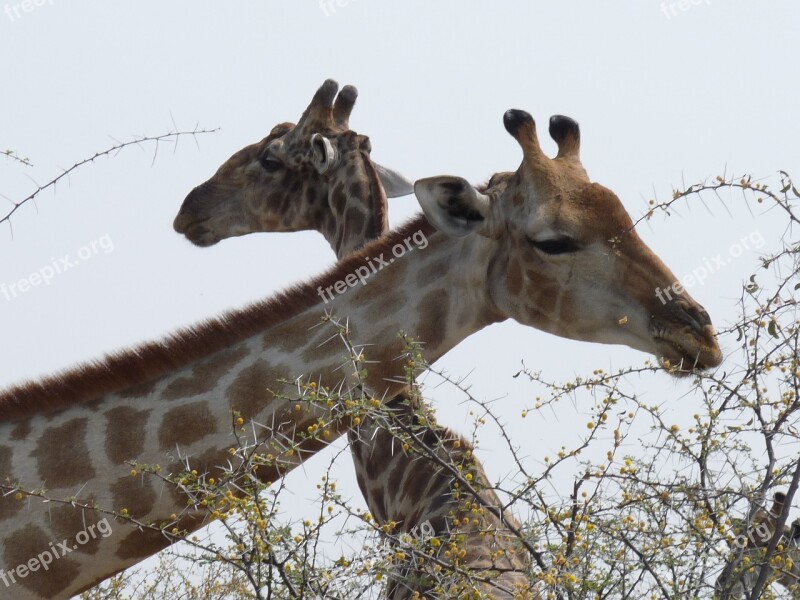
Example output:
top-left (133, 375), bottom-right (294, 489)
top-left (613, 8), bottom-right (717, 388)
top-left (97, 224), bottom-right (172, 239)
top-left (416, 110), bottom-right (722, 372)
top-left (173, 79), bottom-right (412, 256)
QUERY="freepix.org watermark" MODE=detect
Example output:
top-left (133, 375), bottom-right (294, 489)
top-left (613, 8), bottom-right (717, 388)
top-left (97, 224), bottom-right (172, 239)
top-left (317, 229), bottom-right (428, 303)
top-left (1, 234), bottom-right (114, 302)
top-left (0, 518), bottom-right (113, 588)
top-left (4, 0), bottom-right (54, 23)
top-left (660, 0), bottom-right (711, 20)
top-left (655, 229), bottom-right (764, 305)
top-left (319, 0), bottom-right (356, 17)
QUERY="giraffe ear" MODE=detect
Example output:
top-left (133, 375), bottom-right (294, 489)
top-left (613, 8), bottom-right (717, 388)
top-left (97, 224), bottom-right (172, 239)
top-left (415, 176), bottom-right (492, 237)
top-left (374, 163), bottom-right (414, 198)
top-left (310, 134), bottom-right (338, 174)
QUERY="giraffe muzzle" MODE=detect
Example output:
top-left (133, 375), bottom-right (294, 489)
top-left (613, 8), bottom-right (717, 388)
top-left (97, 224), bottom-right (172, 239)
top-left (640, 291), bottom-right (721, 372)
top-left (173, 211), bottom-right (218, 246)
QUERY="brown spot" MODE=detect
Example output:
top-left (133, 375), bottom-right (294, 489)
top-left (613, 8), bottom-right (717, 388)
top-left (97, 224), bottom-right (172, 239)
top-left (0, 445), bottom-right (22, 521)
top-left (115, 528), bottom-right (171, 560)
top-left (49, 501), bottom-right (104, 555)
top-left (267, 312), bottom-right (325, 352)
top-left (331, 182), bottom-right (347, 214)
top-left (306, 319), bottom-right (339, 352)
top-left (305, 186), bottom-right (319, 205)
top-left (366, 483), bottom-right (387, 523)
top-left (402, 457), bottom-right (439, 514)
top-left (165, 460), bottom-right (195, 510)
top-left (33, 418), bottom-right (95, 489)
top-left (10, 420), bottom-right (31, 440)
top-left (363, 432), bottom-right (394, 481)
top-left (348, 181), bottom-right (367, 203)
top-left (506, 259), bottom-right (523, 296)
top-left (118, 379), bottom-right (157, 399)
top-left (82, 398), bottom-right (105, 412)
top-left (525, 304), bottom-right (546, 325)
top-left (163, 346), bottom-right (250, 401)
top-left (415, 289), bottom-right (449, 352)
top-left (158, 402), bottom-right (217, 451)
top-left (386, 453), bottom-right (408, 497)
top-left (105, 406), bottom-right (151, 465)
top-left (166, 445), bottom-right (237, 507)
top-left (345, 205), bottom-right (366, 237)
top-left (226, 360), bottom-right (288, 423)
top-left (359, 333), bottom-right (406, 394)
top-left (366, 294), bottom-right (405, 322)
top-left (5, 524), bottom-right (81, 597)
top-left (531, 282), bottom-right (559, 315)
top-left (118, 507), bottom-right (208, 560)
top-left (300, 332), bottom-right (344, 368)
top-left (418, 256), bottom-right (450, 282)
top-left (406, 507), bottom-right (425, 531)
top-left (389, 252), bottom-right (410, 283)
top-left (111, 475), bottom-right (157, 518)
top-left (557, 293), bottom-right (576, 323)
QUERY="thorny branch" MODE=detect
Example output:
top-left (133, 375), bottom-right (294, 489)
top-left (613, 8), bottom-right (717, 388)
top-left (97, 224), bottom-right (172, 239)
top-left (0, 126), bottom-right (219, 233)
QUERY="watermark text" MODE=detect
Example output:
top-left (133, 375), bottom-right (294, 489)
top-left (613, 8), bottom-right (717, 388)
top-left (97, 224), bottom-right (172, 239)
top-left (655, 229), bottom-right (764, 304)
top-left (0, 518), bottom-right (113, 588)
top-left (1, 234), bottom-right (115, 302)
top-left (317, 230), bottom-right (428, 303)
top-left (4, 0), bottom-right (54, 23)
top-left (319, 0), bottom-right (356, 17)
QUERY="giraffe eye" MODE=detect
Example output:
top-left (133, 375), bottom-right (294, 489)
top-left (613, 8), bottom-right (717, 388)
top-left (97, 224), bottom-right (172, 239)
top-left (530, 237), bottom-right (580, 255)
top-left (259, 155), bottom-right (282, 172)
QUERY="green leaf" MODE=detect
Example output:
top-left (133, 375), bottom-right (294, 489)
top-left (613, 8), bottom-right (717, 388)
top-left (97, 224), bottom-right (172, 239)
top-left (795, 282), bottom-right (800, 290)
top-left (768, 320), bottom-right (779, 338)
top-left (736, 326), bottom-right (743, 342)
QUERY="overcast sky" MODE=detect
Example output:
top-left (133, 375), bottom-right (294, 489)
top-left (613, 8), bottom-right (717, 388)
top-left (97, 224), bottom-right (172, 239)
top-left (1, 1), bottom-right (798, 589)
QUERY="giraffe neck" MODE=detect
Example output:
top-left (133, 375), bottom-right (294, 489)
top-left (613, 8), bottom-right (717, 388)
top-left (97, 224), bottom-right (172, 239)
top-left (317, 151), bottom-right (389, 260)
top-left (0, 216), bottom-right (504, 598)
top-left (349, 395), bottom-right (534, 599)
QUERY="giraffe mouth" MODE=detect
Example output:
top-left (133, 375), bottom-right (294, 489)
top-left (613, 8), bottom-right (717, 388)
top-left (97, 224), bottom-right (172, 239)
top-left (173, 214), bottom-right (219, 247)
top-left (653, 334), bottom-right (722, 375)
top-left (648, 300), bottom-right (723, 375)
top-left (179, 224), bottom-right (219, 247)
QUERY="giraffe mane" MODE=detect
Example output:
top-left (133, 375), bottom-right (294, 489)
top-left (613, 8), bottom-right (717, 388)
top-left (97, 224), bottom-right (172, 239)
top-left (0, 214), bottom-right (435, 422)
top-left (360, 149), bottom-right (389, 246)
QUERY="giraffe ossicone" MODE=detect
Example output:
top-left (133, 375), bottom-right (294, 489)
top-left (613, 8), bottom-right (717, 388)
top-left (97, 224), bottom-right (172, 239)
top-left (0, 82), bottom-right (721, 598)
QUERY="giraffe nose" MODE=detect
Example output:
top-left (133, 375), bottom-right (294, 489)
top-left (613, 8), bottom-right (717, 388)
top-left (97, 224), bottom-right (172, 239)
top-left (673, 299), bottom-right (712, 334)
top-left (174, 190), bottom-right (199, 233)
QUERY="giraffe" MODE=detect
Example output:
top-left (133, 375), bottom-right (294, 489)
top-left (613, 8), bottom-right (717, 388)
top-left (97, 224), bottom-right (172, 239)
top-left (0, 105), bottom-right (722, 599)
top-left (176, 107), bottom-right (539, 597)
top-left (715, 492), bottom-right (800, 599)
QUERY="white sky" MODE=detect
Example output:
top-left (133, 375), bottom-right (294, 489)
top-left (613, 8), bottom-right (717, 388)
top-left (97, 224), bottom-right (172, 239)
top-left (1, 1), bottom-right (799, 591)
